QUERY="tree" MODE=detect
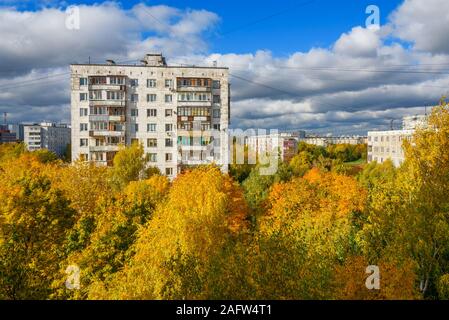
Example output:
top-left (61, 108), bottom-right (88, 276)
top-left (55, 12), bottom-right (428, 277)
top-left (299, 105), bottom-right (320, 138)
top-left (244, 168), bottom-right (367, 299)
top-left (89, 166), bottom-right (249, 299)
top-left (52, 175), bottom-right (170, 299)
top-left (333, 256), bottom-right (419, 300)
top-left (0, 155), bottom-right (75, 299)
top-left (109, 142), bottom-right (147, 190)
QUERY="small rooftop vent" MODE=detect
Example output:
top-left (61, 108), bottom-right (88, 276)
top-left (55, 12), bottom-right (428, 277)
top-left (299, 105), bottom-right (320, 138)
top-left (106, 59), bottom-right (116, 65)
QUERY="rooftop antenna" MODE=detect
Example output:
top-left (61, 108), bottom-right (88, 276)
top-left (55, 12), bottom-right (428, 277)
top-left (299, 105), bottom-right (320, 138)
top-left (3, 112), bottom-right (7, 125)
top-left (390, 119), bottom-right (394, 130)
top-left (88, 56), bottom-right (91, 64)
top-left (213, 61), bottom-right (217, 67)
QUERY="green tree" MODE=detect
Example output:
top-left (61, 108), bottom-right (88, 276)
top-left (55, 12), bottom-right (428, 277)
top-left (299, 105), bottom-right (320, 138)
top-left (109, 142), bottom-right (147, 190)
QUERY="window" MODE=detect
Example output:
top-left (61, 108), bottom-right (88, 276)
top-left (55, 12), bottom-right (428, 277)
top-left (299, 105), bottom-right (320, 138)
top-left (212, 80), bottom-right (220, 89)
top-left (80, 78), bottom-right (88, 86)
top-left (80, 123), bottom-right (88, 131)
top-left (165, 79), bottom-right (172, 87)
top-left (147, 123), bottom-right (157, 132)
top-left (131, 94), bottom-right (139, 102)
top-left (147, 79), bottom-right (157, 88)
top-left (165, 167), bottom-right (173, 176)
top-left (89, 90), bottom-right (102, 100)
top-left (134, 124), bottom-right (139, 132)
top-left (148, 153), bottom-right (157, 162)
top-left (131, 109), bottom-right (138, 117)
top-left (165, 109), bottom-right (172, 117)
top-left (110, 77), bottom-right (125, 85)
top-left (213, 95), bottom-right (221, 103)
top-left (147, 138), bottom-right (157, 147)
top-left (80, 138), bottom-right (88, 147)
top-left (107, 91), bottom-right (123, 100)
top-left (165, 94), bottom-right (172, 103)
top-left (147, 109), bottom-right (157, 117)
top-left (165, 138), bottom-right (173, 147)
top-left (80, 93), bottom-right (88, 101)
top-left (130, 79), bottom-right (139, 87)
top-left (213, 109), bottom-right (220, 118)
top-left (165, 124), bottom-right (173, 132)
top-left (165, 153), bottom-right (173, 162)
top-left (213, 124), bottom-right (220, 131)
top-left (147, 94), bottom-right (157, 102)
top-left (80, 108), bottom-right (88, 116)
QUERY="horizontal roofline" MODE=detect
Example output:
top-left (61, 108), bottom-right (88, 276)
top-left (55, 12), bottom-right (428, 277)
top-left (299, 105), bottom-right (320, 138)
top-left (70, 63), bottom-right (229, 70)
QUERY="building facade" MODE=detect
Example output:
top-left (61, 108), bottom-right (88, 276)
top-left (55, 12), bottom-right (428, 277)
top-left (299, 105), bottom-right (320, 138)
top-left (18, 123), bottom-right (71, 156)
top-left (70, 54), bottom-right (230, 178)
top-left (246, 131), bottom-right (304, 162)
top-left (0, 125), bottom-right (17, 144)
top-left (367, 130), bottom-right (413, 167)
top-left (302, 135), bottom-right (367, 147)
top-left (367, 114), bottom-right (427, 167)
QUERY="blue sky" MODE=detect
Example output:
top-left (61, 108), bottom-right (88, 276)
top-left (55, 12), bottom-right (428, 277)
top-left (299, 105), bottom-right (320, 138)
top-left (14, 0), bottom-right (404, 55)
top-left (1, 0), bottom-right (449, 134)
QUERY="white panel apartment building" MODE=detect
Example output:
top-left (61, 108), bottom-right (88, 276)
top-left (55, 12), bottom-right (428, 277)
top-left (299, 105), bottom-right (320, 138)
top-left (70, 54), bottom-right (230, 178)
top-left (367, 114), bottom-right (428, 167)
top-left (19, 122), bottom-right (71, 156)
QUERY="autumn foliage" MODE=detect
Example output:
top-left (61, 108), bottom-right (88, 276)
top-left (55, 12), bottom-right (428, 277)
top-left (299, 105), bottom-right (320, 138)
top-left (1, 101), bottom-right (449, 300)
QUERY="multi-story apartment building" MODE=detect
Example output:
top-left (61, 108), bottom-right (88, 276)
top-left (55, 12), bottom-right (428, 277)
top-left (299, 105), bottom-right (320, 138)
top-left (301, 135), bottom-right (367, 147)
top-left (367, 114), bottom-right (427, 167)
top-left (18, 122), bottom-right (71, 156)
top-left (0, 125), bottom-right (17, 144)
top-left (246, 131), bottom-right (304, 162)
top-left (367, 130), bottom-right (413, 167)
top-left (70, 54), bottom-right (230, 178)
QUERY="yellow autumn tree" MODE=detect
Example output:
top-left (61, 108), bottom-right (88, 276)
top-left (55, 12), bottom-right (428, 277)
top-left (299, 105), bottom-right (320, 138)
top-left (333, 256), bottom-right (419, 300)
top-left (0, 154), bottom-right (76, 299)
top-left (52, 175), bottom-right (170, 299)
top-left (244, 168), bottom-right (366, 299)
top-left (88, 166), bottom-right (249, 300)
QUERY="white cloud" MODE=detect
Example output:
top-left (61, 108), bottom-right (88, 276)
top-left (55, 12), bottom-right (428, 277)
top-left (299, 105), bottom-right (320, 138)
top-left (2, 1), bottom-right (449, 134)
top-left (390, 0), bottom-right (449, 54)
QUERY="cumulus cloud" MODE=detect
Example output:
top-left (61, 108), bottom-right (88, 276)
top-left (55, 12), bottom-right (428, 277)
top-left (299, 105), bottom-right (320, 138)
top-left (390, 0), bottom-right (449, 54)
top-left (2, 0), bottom-right (449, 134)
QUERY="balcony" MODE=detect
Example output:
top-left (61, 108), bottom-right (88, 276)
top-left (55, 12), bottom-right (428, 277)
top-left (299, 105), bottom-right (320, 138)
top-left (177, 100), bottom-right (211, 107)
top-left (89, 130), bottom-right (125, 137)
top-left (88, 84), bottom-right (126, 91)
top-left (89, 145), bottom-right (120, 152)
top-left (178, 145), bottom-right (209, 151)
top-left (89, 115), bottom-right (126, 122)
top-left (176, 86), bottom-right (211, 92)
top-left (89, 100), bottom-right (126, 107)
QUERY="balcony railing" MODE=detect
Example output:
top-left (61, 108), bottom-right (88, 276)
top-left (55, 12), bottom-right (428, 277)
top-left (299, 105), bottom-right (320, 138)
top-left (176, 86), bottom-right (211, 92)
top-left (89, 145), bottom-right (120, 152)
top-left (88, 84), bottom-right (126, 91)
top-left (89, 100), bottom-right (126, 107)
top-left (89, 130), bottom-right (125, 137)
top-left (89, 115), bottom-right (126, 122)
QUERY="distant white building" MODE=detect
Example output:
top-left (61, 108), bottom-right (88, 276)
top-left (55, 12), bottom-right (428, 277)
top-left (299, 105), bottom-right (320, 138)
top-left (246, 131), bottom-right (304, 162)
top-left (18, 122), bottom-right (71, 157)
top-left (367, 114), bottom-right (428, 167)
top-left (302, 135), bottom-right (367, 147)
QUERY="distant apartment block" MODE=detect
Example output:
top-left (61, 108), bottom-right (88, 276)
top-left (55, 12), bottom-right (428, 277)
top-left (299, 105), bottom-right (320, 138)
top-left (18, 122), bottom-right (71, 156)
top-left (0, 125), bottom-right (17, 144)
top-left (367, 114), bottom-right (428, 167)
top-left (70, 54), bottom-right (230, 178)
top-left (247, 131), bottom-right (305, 162)
top-left (302, 135), bottom-right (367, 147)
